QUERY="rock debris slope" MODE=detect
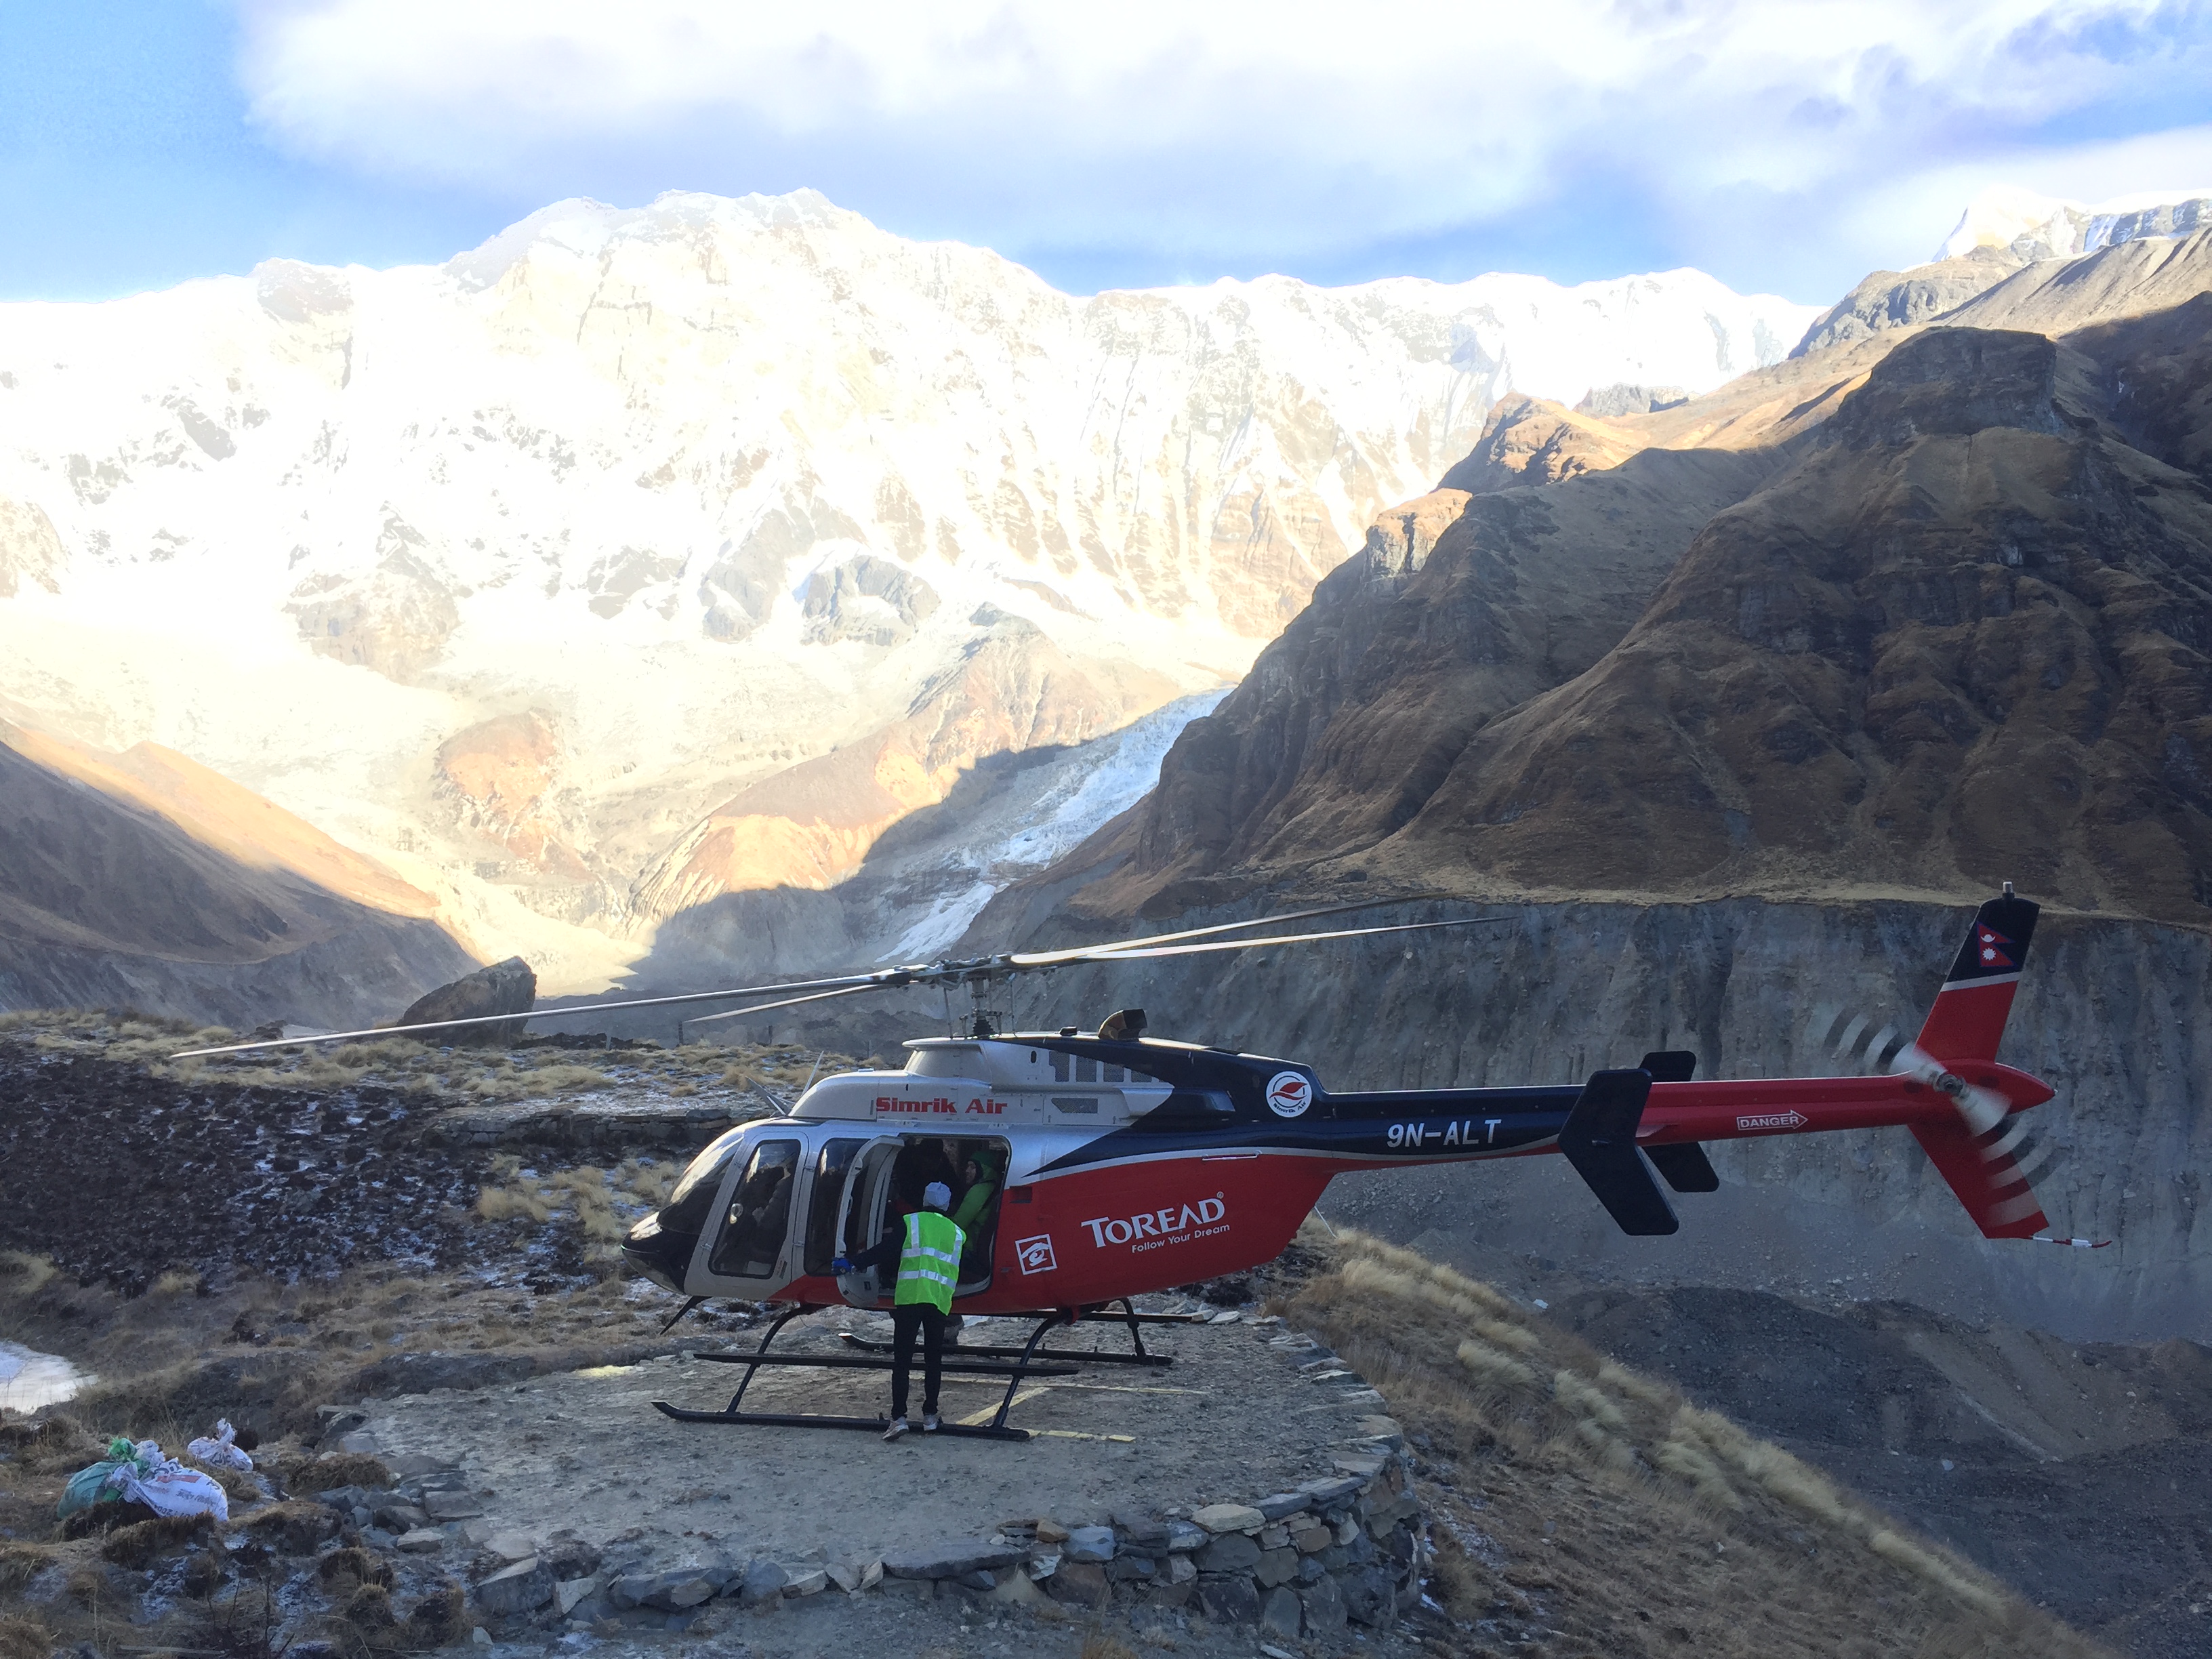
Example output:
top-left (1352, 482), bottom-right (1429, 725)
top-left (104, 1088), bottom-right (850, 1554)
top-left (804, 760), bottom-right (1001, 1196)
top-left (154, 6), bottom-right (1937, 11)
top-left (0, 190), bottom-right (1811, 998)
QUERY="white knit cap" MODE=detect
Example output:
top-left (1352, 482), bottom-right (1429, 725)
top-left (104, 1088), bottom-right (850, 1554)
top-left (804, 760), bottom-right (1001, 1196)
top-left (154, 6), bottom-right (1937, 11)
top-left (924, 1181), bottom-right (952, 1210)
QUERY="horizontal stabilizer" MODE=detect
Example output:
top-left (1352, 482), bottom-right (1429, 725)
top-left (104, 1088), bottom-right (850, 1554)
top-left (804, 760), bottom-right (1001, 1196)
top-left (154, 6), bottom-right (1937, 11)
top-left (1559, 1069), bottom-right (1679, 1236)
top-left (1909, 1115), bottom-right (2049, 1241)
top-left (1645, 1143), bottom-right (1721, 1193)
top-left (1638, 1050), bottom-right (1698, 1083)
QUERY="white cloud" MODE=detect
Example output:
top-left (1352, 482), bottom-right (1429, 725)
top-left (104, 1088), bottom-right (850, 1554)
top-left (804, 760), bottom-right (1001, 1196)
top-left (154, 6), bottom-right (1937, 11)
top-left (230, 1), bottom-right (2212, 296)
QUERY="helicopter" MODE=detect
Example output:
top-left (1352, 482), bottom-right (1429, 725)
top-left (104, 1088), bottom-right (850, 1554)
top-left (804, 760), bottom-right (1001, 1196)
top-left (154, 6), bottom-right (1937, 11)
top-left (176, 888), bottom-right (2088, 1439)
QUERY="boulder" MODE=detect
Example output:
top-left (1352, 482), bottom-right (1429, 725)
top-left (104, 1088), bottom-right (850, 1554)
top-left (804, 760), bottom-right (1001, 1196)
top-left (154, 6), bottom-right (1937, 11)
top-left (554, 1574), bottom-right (602, 1616)
top-left (474, 1559), bottom-right (553, 1618)
top-left (1339, 1563), bottom-right (1395, 1626)
top-left (542, 1536), bottom-right (602, 1580)
top-left (397, 957), bottom-right (536, 1045)
top-left (824, 1557), bottom-right (877, 1593)
top-left (1111, 1510), bottom-right (1169, 1546)
top-left (1195, 1574), bottom-right (1261, 1623)
top-left (882, 1541), bottom-right (1024, 1579)
top-left (1191, 1502), bottom-right (1265, 1534)
top-left (1063, 1525), bottom-right (1115, 1563)
top-left (650, 1569), bottom-right (720, 1610)
top-left (1299, 1572), bottom-right (1347, 1635)
top-left (1046, 1561), bottom-right (1109, 1607)
top-left (1297, 1475), bottom-right (1363, 1507)
top-left (480, 1532), bottom-right (534, 1567)
top-left (1196, 1532), bottom-right (1261, 1574)
top-left (1261, 1584), bottom-right (1303, 1638)
top-left (1254, 1547), bottom-right (1298, 1588)
top-left (1256, 1492), bottom-right (1312, 1521)
top-left (1164, 1520), bottom-right (1210, 1553)
top-left (783, 1568), bottom-right (827, 1597)
top-left (421, 1489), bottom-right (485, 1521)
top-left (394, 1529), bottom-right (445, 1553)
top-left (739, 1558), bottom-right (788, 1604)
top-left (1104, 1554), bottom-right (1154, 1582)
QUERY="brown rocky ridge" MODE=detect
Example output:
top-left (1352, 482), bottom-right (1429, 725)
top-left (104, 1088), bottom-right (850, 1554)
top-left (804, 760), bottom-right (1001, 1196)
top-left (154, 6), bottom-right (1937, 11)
top-left (1023, 228), bottom-right (2212, 927)
top-left (0, 716), bottom-right (475, 1027)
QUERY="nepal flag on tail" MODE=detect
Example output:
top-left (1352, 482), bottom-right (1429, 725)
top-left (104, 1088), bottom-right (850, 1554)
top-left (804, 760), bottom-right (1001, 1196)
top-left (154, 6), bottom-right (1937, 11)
top-left (1974, 925), bottom-right (2018, 971)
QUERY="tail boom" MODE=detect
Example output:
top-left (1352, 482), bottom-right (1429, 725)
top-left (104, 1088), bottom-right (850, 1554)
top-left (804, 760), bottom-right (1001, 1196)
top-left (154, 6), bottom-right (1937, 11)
top-left (1633, 1063), bottom-right (2051, 1147)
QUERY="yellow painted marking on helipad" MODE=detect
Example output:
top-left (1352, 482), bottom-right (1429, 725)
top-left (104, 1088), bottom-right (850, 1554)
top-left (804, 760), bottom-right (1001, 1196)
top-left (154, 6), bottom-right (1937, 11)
top-left (958, 1387), bottom-right (1049, 1427)
top-left (1037, 1382), bottom-right (1210, 1395)
top-left (1035, 1430), bottom-right (1138, 1443)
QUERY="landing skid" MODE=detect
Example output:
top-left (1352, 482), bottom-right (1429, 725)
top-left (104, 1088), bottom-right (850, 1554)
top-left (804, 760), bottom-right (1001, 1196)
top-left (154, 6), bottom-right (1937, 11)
top-left (651, 1305), bottom-right (1086, 1439)
top-left (836, 1298), bottom-right (1185, 1368)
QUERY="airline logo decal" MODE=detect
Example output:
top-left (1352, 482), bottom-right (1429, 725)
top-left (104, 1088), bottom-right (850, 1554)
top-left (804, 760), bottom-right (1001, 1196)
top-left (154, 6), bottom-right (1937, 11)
top-left (1015, 1235), bottom-right (1057, 1275)
top-left (874, 1095), bottom-right (1008, 1115)
top-left (1082, 1193), bottom-right (1229, 1254)
top-left (1975, 926), bottom-right (2016, 970)
top-left (1736, 1110), bottom-right (1808, 1132)
top-left (1265, 1071), bottom-right (1313, 1118)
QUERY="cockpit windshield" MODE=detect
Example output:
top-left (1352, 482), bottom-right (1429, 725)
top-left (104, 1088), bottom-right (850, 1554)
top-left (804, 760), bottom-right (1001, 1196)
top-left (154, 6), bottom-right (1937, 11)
top-left (659, 1125), bottom-right (749, 1237)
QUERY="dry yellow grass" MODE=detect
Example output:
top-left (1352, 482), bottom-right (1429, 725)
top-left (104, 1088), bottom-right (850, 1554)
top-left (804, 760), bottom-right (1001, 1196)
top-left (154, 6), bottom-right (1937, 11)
top-left (1284, 1227), bottom-right (2108, 1659)
top-left (470, 1156), bottom-right (681, 1255)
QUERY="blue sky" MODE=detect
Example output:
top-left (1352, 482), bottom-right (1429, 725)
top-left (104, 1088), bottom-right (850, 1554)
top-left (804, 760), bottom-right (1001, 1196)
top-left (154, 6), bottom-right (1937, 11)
top-left (5, 1), bottom-right (2211, 305)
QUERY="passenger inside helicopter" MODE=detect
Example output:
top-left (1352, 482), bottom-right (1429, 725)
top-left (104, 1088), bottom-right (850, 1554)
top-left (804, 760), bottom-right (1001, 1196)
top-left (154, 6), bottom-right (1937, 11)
top-left (876, 1136), bottom-right (1004, 1291)
top-left (709, 1137), bottom-right (799, 1277)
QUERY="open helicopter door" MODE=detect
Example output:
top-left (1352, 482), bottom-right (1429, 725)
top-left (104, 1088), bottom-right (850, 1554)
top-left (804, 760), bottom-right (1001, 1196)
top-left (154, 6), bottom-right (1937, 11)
top-left (832, 1138), bottom-right (904, 1309)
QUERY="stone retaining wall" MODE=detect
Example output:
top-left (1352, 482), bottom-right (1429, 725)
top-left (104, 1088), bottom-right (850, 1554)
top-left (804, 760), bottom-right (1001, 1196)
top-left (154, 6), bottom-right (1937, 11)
top-left (447, 1430), bottom-right (1427, 1643)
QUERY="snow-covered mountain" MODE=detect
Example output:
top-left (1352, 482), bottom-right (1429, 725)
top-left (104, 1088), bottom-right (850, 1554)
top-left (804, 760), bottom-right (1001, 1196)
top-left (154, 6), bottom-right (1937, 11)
top-left (0, 189), bottom-right (1815, 994)
top-left (1936, 184), bottom-right (2212, 264)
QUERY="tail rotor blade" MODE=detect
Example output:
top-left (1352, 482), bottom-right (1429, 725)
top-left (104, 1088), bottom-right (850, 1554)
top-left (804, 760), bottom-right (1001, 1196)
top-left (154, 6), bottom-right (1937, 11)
top-left (1898, 1042), bottom-right (2009, 1134)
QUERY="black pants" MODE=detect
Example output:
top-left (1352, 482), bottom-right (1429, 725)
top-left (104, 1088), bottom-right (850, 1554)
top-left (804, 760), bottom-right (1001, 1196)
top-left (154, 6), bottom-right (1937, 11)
top-left (890, 1303), bottom-right (947, 1418)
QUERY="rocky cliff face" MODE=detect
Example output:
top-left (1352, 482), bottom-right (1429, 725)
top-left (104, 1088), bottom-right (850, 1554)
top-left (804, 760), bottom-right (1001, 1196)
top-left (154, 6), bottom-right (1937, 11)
top-left (0, 191), bottom-right (1811, 996)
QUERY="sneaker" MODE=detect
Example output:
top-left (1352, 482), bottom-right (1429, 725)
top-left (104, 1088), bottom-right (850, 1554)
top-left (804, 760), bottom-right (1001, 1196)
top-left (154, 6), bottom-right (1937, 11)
top-left (882, 1417), bottom-right (909, 1441)
top-left (921, 1413), bottom-right (941, 1433)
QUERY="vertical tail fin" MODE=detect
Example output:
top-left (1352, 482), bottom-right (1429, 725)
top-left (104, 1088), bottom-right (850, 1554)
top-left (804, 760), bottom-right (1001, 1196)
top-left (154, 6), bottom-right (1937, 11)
top-left (1906, 888), bottom-right (2050, 1240)
top-left (1912, 888), bottom-right (2039, 1065)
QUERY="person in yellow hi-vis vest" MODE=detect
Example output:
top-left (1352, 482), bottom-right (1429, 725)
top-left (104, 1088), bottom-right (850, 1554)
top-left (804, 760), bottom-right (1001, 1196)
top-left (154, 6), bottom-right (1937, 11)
top-left (832, 1181), bottom-right (965, 1440)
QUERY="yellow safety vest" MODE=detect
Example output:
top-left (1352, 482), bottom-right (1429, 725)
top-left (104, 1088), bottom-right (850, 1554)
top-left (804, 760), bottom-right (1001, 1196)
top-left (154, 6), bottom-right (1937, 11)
top-left (895, 1210), bottom-right (965, 1311)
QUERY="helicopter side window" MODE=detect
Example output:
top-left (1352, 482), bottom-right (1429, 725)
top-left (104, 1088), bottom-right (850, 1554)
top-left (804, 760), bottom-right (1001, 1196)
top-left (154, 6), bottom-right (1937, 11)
top-left (708, 1139), bottom-right (800, 1278)
top-left (802, 1138), bottom-right (865, 1276)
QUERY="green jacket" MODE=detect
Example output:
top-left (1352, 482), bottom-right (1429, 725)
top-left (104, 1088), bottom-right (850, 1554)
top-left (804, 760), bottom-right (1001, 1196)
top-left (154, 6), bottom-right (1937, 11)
top-left (950, 1159), bottom-right (1000, 1233)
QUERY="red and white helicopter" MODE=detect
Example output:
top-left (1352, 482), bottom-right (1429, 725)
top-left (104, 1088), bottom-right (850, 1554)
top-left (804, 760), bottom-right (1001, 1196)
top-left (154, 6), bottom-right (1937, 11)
top-left (179, 887), bottom-right (2083, 1439)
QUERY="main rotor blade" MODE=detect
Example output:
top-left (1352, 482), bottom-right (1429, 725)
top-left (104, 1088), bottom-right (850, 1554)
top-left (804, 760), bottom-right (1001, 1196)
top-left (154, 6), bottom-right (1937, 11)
top-left (1057, 915), bottom-right (1507, 964)
top-left (1006, 895), bottom-right (1458, 968)
top-left (167, 968), bottom-right (899, 1059)
top-left (681, 982), bottom-right (888, 1030)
